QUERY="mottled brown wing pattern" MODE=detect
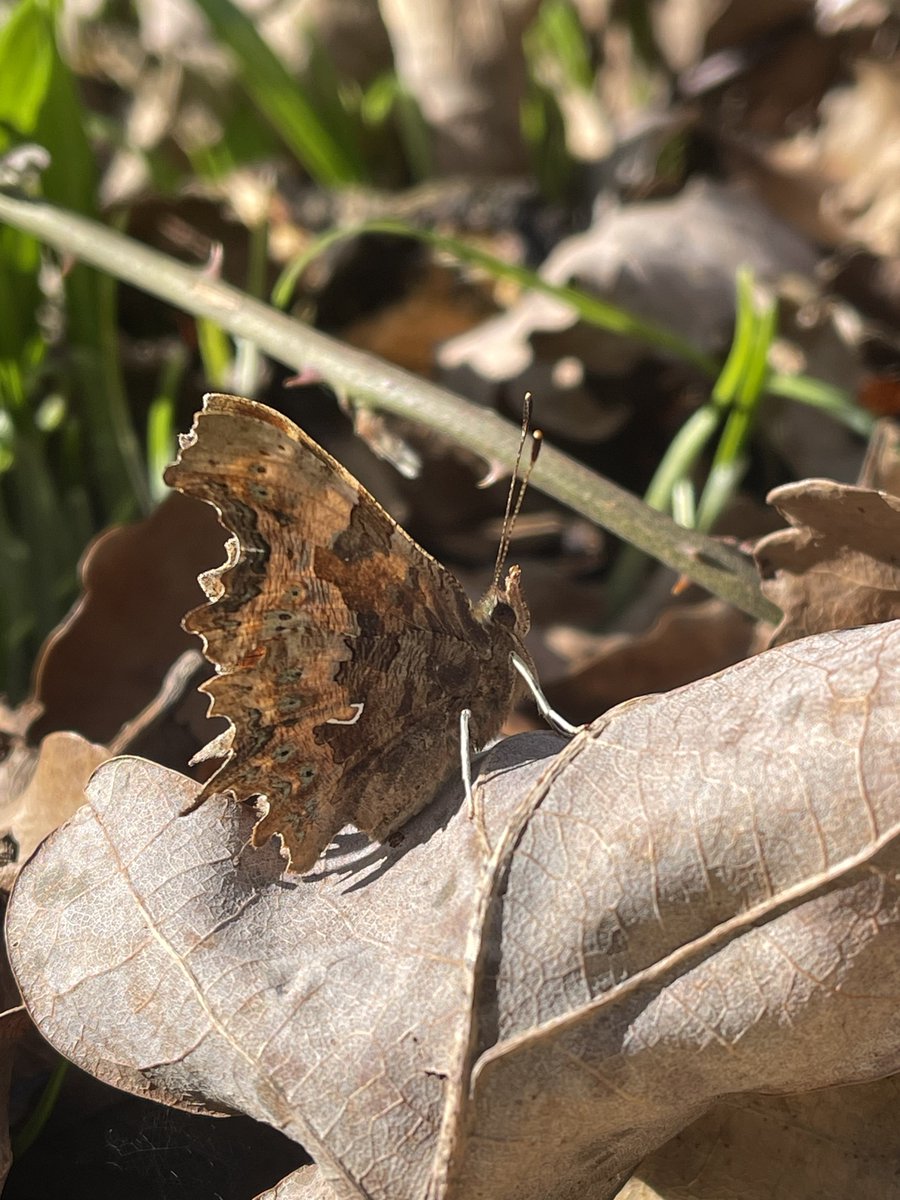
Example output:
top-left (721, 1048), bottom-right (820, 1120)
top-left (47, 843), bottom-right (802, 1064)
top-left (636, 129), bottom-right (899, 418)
top-left (164, 394), bottom-right (529, 871)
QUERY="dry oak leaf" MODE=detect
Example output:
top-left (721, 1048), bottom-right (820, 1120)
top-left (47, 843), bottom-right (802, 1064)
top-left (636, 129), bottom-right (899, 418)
top-left (254, 1165), bottom-right (334, 1200)
top-left (755, 479), bottom-right (900, 645)
top-left (0, 699), bottom-right (42, 819)
top-left (858, 415), bottom-right (900, 496)
top-left (31, 489), bottom-right (223, 745)
top-left (543, 599), bottom-right (757, 725)
top-left (0, 731), bottom-right (107, 865)
top-left (624, 1072), bottom-right (900, 1200)
top-left (164, 393), bottom-right (533, 873)
top-left (8, 621), bottom-right (900, 1200)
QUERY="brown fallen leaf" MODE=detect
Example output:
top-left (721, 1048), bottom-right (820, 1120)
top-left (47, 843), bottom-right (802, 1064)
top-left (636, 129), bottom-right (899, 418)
top-left (0, 886), bottom-right (42, 1192)
top-left (0, 699), bottom-right (42, 820)
top-left (7, 620), bottom-right (900, 1198)
top-left (543, 599), bottom-right (758, 724)
top-left (858, 416), bottom-right (900, 495)
top-left (625, 1073), bottom-right (900, 1200)
top-left (254, 1165), bottom-right (334, 1200)
top-left (1, 656), bottom-right (218, 881)
top-left (0, 731), bottom-right (107, 865)
top-left (755, 479), bottom-right (900, 645)
top-left (32, 491), bottom-right (224, 745)
top-left (748, 59), bottom-right (900, 256)
top-left (342, 258), bottom-right (497, 377)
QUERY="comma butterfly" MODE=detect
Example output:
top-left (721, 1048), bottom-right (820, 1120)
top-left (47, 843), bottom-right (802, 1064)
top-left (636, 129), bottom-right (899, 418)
top-left (165, 393), bottom-right (535, 872)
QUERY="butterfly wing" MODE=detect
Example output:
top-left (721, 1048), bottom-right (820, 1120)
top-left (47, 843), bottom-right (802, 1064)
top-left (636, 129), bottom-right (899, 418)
top-left (165, 394), bottom-right (524, 871)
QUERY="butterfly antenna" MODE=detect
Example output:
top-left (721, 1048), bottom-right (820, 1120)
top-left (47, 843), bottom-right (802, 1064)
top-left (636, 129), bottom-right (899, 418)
top-left (491, 394), bottom-right (543, 590)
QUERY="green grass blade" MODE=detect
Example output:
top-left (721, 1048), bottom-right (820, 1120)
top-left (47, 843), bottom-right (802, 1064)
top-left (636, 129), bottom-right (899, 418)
top-left (190, 0), bottom-right (366, 184)
top-left (528, 0), bottom-right (595, 89)
top-left (696, 270), bottom-right (777, 530)
top-left (3, 1), bottom-right (149, 517)
top-left (712, 268), bottom-right (757, 404)
top-left (670, 477), bottom-right (696, 529)
top-left (695, 458), bottom-right (747, 533)
top-left (197, 317), bottom-right (234, 388)
top-left (643, 404), bottom-right (722, 514)
top-left (146, 395), bottom-right (175, 504)
top-left (769, 372), bottom-right (874, 437)
top-left (0, 0), bottom-right (53, 136)
top-left (604, 403), bottom-right (722, 610)
top-left (608, 269), bottom-right (777, 604)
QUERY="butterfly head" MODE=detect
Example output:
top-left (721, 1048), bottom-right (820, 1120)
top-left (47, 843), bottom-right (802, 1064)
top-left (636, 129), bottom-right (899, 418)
top-left (472, 564), bottom-right (535, 738)
top-left (477, 563), bottom-right (530, 641)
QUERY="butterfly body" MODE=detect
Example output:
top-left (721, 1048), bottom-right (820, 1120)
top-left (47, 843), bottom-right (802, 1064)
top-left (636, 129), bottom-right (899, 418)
top-left (165, 394), bottom-right (531, 872)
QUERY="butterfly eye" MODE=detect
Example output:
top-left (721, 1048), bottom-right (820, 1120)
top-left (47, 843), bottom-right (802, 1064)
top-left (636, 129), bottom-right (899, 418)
top-left (490, 601), bottom-right (517, 629)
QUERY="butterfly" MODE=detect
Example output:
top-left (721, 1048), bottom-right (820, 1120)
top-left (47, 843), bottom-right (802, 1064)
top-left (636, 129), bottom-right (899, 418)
top-left (165, 393), bottom-right (538, 872)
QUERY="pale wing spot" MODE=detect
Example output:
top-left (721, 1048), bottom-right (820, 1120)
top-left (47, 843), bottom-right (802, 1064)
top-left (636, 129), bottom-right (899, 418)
top-left (325, 702), bottom-right (365, 726)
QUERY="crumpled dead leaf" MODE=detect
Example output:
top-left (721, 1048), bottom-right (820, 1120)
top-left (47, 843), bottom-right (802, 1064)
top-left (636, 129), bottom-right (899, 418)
top-left (0, 731), bottom-right (107, 865)
top-left (755, 480), bottom-right (900, 645)
top-left (0, 700), bottom-right (105, 883)
top-left (858, 416), bottom-right (900, 496)
top-left (8, 620), bottom-right (900, 1199)
top-left (254, 1164), bottom-right (332, 1200)
top-left (754, 60), bottom-right (900, 256)
top-left (0, 700), bottom-right (42, 818)
top-left (625, 1072), bottom-right (900, 1200)
top-left (32, 491), bottom-right (223, 745)
top-left (543, 599), bottom-right (758, 724)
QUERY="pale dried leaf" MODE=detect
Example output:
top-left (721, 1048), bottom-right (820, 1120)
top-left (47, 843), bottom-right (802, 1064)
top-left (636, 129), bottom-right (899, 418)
top-left (8, 623), bottom-right (900, 1199)
top-left (0, 731), bottom-right (107, 864)
top-left (858, 416), bottom-right (900, 496)
top-left (437, 627), bottom-right (900, 1199)
top-left (0, 699), bottom-right (42, 818)
top-left (254, 1164), bottom-right (337, 1200)
top-left (543, 599), bottom-right (757, 724)
top-left (7, 735), bottom-right (563, 1176)
top-left (815, 0), bottom-right (893, 31)
top-left (768, 61), bottom-right (900, 255)
top-left (628, 1073), bottom-right (900, 1199)
top-left (755, 479), bottom-right (900, 645)
top-left (32, 491), bottom-right (223, 745)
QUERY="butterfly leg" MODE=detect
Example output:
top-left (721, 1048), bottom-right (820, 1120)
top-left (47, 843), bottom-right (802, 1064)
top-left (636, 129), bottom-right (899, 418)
top-left (460, 707), bottom-right (492, 852)
top-left (459, 707), bottom-right (476, 818)
top-left (511, 653), bottom-right (580, 737)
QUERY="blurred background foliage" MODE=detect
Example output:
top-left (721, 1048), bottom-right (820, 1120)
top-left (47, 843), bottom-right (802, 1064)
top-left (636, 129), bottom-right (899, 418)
top-left (0, 0), bottom-right (894, 700)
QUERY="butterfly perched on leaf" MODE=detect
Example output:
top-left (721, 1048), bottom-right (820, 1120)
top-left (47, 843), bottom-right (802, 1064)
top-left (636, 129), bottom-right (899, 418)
top-left (165, 394), bottom-right (536, 872)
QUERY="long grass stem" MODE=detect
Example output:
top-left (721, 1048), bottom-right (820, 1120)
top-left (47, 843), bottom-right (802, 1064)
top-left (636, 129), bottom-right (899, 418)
top-left (0, 191), bottom-right (780, 622)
